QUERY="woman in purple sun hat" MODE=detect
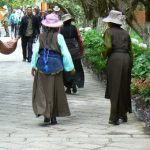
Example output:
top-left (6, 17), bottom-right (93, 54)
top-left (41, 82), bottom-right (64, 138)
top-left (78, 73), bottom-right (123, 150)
top-left (31, 13), bottom-right (76, 125)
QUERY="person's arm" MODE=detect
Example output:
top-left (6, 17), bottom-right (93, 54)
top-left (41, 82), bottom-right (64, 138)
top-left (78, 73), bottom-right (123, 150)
top-left (31, 38), bottom-right (40, 68)
top-left (57, 33), bottom-right (75, 72)
top-left (31, 38), bottom-right (40, 76)
top-left (102, 29), bottom-right (112, 58)
top-left (18, 17), bottom-right (24, 38)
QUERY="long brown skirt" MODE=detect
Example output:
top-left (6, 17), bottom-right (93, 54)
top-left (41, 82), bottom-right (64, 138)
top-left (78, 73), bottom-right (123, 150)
top-left (32, 71), bottom-right (71, 119)
top-left (105, 53), bottom-right (132, 122)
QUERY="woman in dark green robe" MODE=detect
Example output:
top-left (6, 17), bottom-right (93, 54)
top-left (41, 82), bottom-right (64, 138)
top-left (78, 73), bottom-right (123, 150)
top-left (102, 10), bottom-right (133, 125)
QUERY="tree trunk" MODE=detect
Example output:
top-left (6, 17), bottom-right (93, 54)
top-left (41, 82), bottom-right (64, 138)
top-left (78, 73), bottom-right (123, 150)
top-left (143, 4), bottom-right (150, 49)
top-left (96, 17), bottom-right (107, 33)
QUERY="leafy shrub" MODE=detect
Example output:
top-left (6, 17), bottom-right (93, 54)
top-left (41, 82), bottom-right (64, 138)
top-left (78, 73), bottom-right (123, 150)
top-left (130, 30), bottom-right (143, 43)
top-left (132, 44), bottom-right (144, 58)
top-left (131, 77), bottom-right (150, 105)
top-left (82, 29), bottom-right (106, 72)
top-left (132, 51), bottom-right (150, 79)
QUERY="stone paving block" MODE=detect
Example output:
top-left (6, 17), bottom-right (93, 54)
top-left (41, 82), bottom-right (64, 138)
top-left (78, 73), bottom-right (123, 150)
top-left (25, 142), bottom-right (65, 150)
top-left (105, 138), bottom-right (150, 150)
top-left (0, 143), bottom-right (23, 150)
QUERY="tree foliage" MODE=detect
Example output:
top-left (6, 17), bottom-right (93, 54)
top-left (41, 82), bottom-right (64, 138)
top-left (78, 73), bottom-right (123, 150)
top-left (2, 0), bottom-right (150, 40)
top-left (0, 0), bottom-right (36, 8)
top-left (47, 0), bottom-right (84, 26)
top-left (77, 0), bottom-right (150, 44)
top-left (0, 0), bottom-right (7, 7)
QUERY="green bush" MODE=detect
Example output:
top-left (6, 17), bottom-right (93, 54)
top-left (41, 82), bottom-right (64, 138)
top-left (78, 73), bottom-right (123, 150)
top-left (130, 30), bottom-right (143, 43)
top-left (83, 30), bottom-right (106, 72)
top-left (132, 44), bottom-right (144, 58)
top-left (132, 52), bottom-right (150, 79)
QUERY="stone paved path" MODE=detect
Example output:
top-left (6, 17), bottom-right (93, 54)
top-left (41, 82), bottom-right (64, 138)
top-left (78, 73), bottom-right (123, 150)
top-left (0, 38), bottom-right (150, 150)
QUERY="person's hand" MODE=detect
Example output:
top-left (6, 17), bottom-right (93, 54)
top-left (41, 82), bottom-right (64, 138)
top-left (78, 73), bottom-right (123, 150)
top-left (70, 69), bottom-right (76, 75)
top-left (31, 68), bottom-right (37, 76)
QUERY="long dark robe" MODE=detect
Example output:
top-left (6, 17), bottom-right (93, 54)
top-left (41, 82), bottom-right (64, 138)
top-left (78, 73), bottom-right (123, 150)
top-left (104, 26), bottom-right (132, 122)
top-left (106, 53), bottom-right (132, 121)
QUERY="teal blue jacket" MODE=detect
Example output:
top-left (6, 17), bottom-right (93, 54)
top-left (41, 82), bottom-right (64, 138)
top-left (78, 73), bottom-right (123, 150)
top-left (9, 13), bottom-right (20, 25)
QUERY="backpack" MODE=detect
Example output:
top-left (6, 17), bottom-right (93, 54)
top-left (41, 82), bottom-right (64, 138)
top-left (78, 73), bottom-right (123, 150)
top-left (36, 33), bottom-right (63, 75)
top-left (11, 15), bottom-right (16, 25)
top-left (36, 49), bottom-right (63, 74)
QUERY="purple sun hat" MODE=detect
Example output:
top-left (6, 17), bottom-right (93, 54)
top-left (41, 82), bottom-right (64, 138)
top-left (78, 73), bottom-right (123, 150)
top-left (42, 13), bottom-right (63, 28)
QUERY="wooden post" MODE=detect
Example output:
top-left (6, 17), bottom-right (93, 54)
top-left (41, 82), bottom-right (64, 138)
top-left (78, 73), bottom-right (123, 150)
top-left (41, 2), bottom-right (48, 16)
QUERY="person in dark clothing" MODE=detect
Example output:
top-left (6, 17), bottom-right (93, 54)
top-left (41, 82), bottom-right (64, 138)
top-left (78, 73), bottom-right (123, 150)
top-left (102, 10), bottom-right (133, 125)
top-left (34, 6), bottom-right (42, 28)
top-left (61, 14), bottom-right (85, 94)
top-left (18, 6), bottom-right (40, 62)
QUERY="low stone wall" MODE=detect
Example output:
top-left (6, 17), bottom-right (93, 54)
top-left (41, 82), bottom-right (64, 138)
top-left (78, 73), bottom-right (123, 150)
top-left (132, 95), bottom-right (150, 127)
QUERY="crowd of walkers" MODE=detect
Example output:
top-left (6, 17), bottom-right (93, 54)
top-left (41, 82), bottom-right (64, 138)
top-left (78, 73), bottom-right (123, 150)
top-left (0, 5), bottom-right (133, 127)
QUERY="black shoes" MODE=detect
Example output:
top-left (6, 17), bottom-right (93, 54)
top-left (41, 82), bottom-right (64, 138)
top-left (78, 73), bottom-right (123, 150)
top-left (27, 59), bottom-right (31, 63)
top-left (72, 84), bottom-right (77, 93)
top-left (44, 117), bottom-right (57, 125)
top-left (65, 88), bottom-right (71, 94)
top-left (44, 117), bottom-right (50, 123)
top-left (51, 117), bottom-right (57, 125)
top-left (22, 58), bottom-right (31, 62)
top-left (109, 120), bottom-right (120, 125)
top-left (109, 115), bottom-right (128, 125)
top-left (65, 85), bottom-right (77, 94)
top-left (121, 115), bottom-right (128, 122)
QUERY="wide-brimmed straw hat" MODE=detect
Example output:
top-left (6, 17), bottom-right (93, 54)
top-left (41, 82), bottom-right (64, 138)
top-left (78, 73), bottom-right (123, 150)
top-left (61, 14), bottom-right (72, 22)
top-left (103, 10), bottom-right (124, 25)
top-left (53, 6), bottom-right (60, 12)
top-left (42, 13), bottom-right (63, 28)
